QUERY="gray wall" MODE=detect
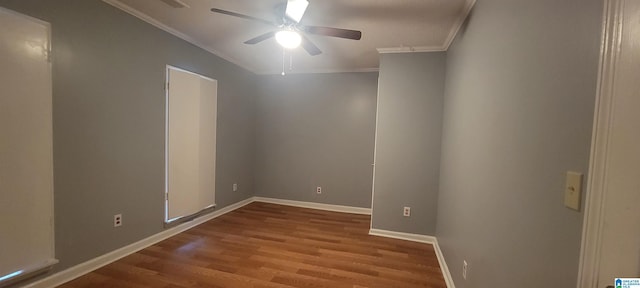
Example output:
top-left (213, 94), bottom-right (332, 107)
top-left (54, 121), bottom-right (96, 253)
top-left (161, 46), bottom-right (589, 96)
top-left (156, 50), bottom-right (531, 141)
top-left (0, 0), bottom-right (256, 279)
top-left (254, 73), bottom-right (378, 208)
top-left (436, 0), bottom-right (602, 287)
top-left (371, 52), bottom-right (446, 235)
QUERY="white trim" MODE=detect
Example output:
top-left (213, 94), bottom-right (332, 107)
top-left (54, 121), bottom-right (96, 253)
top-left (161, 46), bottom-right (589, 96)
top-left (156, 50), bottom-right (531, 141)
top-left (252, 197), bottom-right (371, 215)
top-left (0, 259), bottom-right (58, 287)
top-left (0, 6), bottom-right (50, 27)
top-left (443, 0), bottom-right (477, 50)
top-left (102, 0), bottom-right (255, 73)
top-left (160, 0), bottom-right (190, 9)
top-left (22, 198), bottom-right (254, 288)
top-left (433, 239), bottom-right (456, 288)
top-left (164, 66), bottom-right (170, 222)
top-left (166, 65), bottom-right (216, 82)
top-left (577, 0), bottom-right (623, 287)
top-left (368, 229), bottom-right (454, 287)
top-left (376, 46), bottom-right (445, 54)
top-left (375, 0), bottom-right (476, 54)
top-left (255, 67), bottom-right (380, 75)
top-left (0, 8), bottom-right (57, 285)
top-left (370, 75), bottom-right (382, 231)
top-left (368, 228), bottom-right (436, 243)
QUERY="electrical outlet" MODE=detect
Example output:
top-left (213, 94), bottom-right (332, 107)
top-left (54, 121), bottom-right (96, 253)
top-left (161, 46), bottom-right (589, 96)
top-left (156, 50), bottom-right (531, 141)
top-left (463, 260), bottom-right (468, 280)
top-left (403, 207), bottom-right (411, 217)
top-left (316, 186), bottom-right (322, 194)
top-left (114, 214), bottom-right (122, 227)
top-left (232, 183), bottom-right (238, 192)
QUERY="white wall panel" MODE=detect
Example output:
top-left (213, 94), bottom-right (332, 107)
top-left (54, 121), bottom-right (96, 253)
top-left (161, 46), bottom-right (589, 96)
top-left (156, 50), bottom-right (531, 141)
top-left (0, 7), bottom-right (57, 285)
top-left (165, 66), bottom-right (217, 222)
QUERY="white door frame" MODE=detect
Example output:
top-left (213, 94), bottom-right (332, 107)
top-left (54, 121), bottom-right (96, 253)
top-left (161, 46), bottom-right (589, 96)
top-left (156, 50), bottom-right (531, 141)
top-left (576, 0), bottom-right (624, 287)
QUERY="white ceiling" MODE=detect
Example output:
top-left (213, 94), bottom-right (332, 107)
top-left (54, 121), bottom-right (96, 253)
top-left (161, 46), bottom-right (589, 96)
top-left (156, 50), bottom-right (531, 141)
top-left (105, 0), bottom-right (474, 74)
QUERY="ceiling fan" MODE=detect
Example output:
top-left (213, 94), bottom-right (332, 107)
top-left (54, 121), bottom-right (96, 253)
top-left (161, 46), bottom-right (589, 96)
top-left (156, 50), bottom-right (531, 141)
top-left (210, 0), bottom-right (362, 56)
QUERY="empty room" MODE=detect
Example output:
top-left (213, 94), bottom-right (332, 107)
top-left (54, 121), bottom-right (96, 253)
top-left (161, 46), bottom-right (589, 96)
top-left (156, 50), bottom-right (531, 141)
top-left (1, 0), bottom-right (639, 288)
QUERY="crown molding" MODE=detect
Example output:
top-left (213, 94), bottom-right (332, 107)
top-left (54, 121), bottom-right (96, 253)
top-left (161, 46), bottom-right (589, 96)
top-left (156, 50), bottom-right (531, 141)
top-left (255, 67), bottom-right (380, 75)
top-left (377, 0), bottom-right (476, 54)
top-left (376, 46), bottom-right (445, 54)
top-left (160, 0), bottom-right (190, 9)
top-left (443, 0), bottom-right (477, 50)
top-left (102, 0), bottom-right (256, 74)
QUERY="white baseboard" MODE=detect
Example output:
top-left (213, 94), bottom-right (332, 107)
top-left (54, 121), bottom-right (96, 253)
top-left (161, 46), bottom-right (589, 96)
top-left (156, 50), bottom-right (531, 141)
top-left (368, 228), bottom-right (436, 243)
top-left (368, 229), bottom-right (455, 288)
top-left (433, 239), bottom-right (455, 288)
top-left (22, 197), bottom-right (254, 288)
top-left (252, 197), bottom-right (372, 215)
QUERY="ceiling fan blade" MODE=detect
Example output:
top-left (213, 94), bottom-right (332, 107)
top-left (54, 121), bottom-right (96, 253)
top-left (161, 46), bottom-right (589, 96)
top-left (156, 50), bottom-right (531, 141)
top-left (300, 35), bottom-right (322, 56)
top-left (285, 0), bottom-right (309, 23)
top-left (210, 8), bottom-right (276, 26)
top-left (244, 31), bottom-right (276, 44)
top-left (302, 26), bottom-right (362, 40)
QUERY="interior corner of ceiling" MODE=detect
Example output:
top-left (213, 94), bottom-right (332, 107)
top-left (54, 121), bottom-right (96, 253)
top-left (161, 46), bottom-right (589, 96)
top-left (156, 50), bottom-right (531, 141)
top-left (443, 0), bottom-right (477, 51)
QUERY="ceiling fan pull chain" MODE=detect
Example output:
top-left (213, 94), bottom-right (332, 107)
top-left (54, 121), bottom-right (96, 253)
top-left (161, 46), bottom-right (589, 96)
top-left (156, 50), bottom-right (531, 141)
top-left (289, 53), bottom-right (293, 72)
top-left (281, 48), bottom-right (286, 76)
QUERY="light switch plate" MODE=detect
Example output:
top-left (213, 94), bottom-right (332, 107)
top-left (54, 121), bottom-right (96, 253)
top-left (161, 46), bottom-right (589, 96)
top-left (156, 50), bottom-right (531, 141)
top-left (564, 171), bottom-right (583, 211)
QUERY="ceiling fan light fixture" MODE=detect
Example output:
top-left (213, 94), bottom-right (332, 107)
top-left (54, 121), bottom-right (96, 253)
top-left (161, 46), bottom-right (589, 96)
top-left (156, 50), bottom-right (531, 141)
top-left (275, 30), bottom-right (302, 49)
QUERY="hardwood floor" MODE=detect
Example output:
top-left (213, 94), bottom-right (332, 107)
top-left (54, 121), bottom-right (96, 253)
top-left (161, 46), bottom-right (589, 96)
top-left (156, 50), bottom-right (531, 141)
top-left (58, 202), bottom-right (446, 288)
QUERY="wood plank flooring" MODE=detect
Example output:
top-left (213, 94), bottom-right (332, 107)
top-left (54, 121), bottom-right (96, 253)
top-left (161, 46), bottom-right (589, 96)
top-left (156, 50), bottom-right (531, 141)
top-left (58, 202), bottom-right (446, 288)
